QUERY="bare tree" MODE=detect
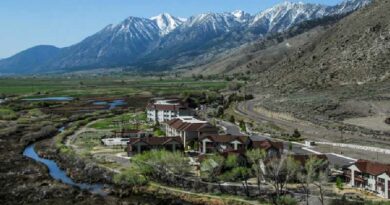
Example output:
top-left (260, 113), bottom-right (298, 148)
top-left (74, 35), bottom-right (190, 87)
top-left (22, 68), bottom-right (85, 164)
top-left (246, 149), bottom-right (267, 195)
top-left (313, 172), bottom-right (328, 205)
top-left (264, 155), bottom-right (299, 200)
top-left (297, 156), bottom-right (328, 205)
top-left (200, 155), bottom-right (225, 192)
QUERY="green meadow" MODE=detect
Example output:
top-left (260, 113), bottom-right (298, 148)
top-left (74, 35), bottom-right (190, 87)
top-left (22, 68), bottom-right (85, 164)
top-left (0, 76), bottom-right (228, 97)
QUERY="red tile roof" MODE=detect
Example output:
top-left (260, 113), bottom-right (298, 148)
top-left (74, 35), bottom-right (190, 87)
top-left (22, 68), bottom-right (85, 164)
top-left (200, 134), bottom-right (249, 144)
top-left (128, 136), bottom-right (183, 146)
top-left (113, 130), bottom-right (142, 134)
top-left (354, 159), bottom-right (390, 176)
top-left (252, 139), bottom-right (284, 151)
top-left (166, 118), bottom-right (217, 132)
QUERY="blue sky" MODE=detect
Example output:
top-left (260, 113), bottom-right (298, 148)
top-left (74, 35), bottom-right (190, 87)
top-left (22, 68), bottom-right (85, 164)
top-left (0, 0), bottom-right (342, 58)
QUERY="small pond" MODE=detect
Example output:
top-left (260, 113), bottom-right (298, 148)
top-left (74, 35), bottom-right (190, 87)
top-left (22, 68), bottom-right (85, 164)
top-left (93, 99), bottom-right (126, 110)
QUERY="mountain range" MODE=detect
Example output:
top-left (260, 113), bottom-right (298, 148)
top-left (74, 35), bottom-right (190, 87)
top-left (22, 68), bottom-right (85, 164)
top-left (192, 0), bottom-right (389, 92)
top-left (0, 0), bottom-right (371, 74)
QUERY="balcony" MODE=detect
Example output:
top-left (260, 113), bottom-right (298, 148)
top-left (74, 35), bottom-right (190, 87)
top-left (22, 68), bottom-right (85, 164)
top-left (354, 175), bottom-right (365, 182)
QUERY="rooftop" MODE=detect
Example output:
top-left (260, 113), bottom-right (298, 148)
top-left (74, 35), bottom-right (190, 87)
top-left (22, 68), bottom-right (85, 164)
top-left (155, 99), bottom-right (181, 105)
top-left (128, 136), bottom-right (183, 146)
top-left (146, 98), bottom-right (188, 111)
top-left (252, 139), bottom-right (284, 151)
top-left (200, 134), bottom-right (249, 143)
top-left (177, 116), bottom-right (207, 123)
top-left (166, 117), bottom-right (217, 132)
top-left (353, 159), bottom-right (390, 176)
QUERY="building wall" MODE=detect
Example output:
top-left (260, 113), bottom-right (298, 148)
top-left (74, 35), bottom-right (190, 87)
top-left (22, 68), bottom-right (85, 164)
top-left (102, 138), bottom-right (129, 146)
top-left (377, 173), bottom-right (390, 199)
top-left (147, 109), bottom-right (156, 122)
top-left (348, 165), bottom-right (390, 199)
top-left (147, 109), bottom-right (179, 123)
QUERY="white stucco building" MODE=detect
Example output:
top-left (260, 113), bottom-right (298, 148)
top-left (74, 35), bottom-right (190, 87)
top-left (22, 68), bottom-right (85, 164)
top-left (345, 159), bottom-right (390, 199)
top-left (102, 138), bottom-right (129, 146)
top-left (146, 99), bottom-right (192, 123)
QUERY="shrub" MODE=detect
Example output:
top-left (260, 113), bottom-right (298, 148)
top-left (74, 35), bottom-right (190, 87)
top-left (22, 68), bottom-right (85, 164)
top-left (153, 128), bottom-right (166, 136)
top-left (239, 120), bottom-right (246, 132)
top-left (113, 168), bottom-right (148, 187)
top-left (336, 177), bottom-right (344, 192)
top-left (132, 150), bottom-right (191, 177)
top-left (291, 129), bottom-right (301, 139)
top-left (0, 108), bottom-right (17, 120)
top-left (276, 195), bottom-right (298, 205)
top-left (229, 115), bottom-right (235, 123)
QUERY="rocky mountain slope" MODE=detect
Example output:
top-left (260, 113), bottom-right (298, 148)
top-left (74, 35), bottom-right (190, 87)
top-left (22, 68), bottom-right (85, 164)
top-left (255, 0), bottom-right (390, 91)
top-left (213, 0), bottom-right (390, 138)
top-left (194, 0), bottom-right (388, 92)
top-left (0, 0), bottom-right (370, 74)
top-left (151, 13), bottom-right (186, 36)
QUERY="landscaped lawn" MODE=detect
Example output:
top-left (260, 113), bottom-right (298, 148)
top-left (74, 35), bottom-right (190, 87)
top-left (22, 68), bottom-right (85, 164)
top-left (89, 112), bottom-right (151, 130)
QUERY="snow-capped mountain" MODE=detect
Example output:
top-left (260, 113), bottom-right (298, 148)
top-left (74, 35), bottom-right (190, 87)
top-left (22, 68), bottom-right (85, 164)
top-left (0, 0), bottom-right (371, 74)
top-left (48, 16), bottom-right (162, 70)
top-left (250, 2), bottom-right (327, 33)
top-left (151, 13), bottom-right (186, 36)
top-left (329, 0), bottom-right (372, 14)
top-left (231, 10), bottom-right (252, 23)
top-left (141, 11), bottom-right (252, 65)
top-left (249, 0), bottom-right (371, 34)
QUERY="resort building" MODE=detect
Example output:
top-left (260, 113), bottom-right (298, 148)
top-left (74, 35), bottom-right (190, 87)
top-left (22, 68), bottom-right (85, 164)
top-left (251, 139), bottom-right (284, 158)
top-left (146, 98), bottom-right (192, 123)
top-left (127, 136), bottom-right (184, 156)
top-left (345, 159), bottom-right (390, 199)
top-left (165, 117), bottom-right (218, 148)
top-left (102, 138), bottom-right (130, 146)
top-left (112, 130), bottom-right (152, 138)
top-left (198, 134), bottom-right (250, 154)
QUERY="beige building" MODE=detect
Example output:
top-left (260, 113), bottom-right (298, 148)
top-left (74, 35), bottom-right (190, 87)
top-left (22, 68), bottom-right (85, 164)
top-left (165, 116), bottom-right (218, 148)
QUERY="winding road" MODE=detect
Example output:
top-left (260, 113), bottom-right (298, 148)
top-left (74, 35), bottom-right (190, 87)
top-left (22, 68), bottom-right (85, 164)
top-left (218, 101), bottom-right (357, 167)
top-left (235, 99), bottom-right (390, 147)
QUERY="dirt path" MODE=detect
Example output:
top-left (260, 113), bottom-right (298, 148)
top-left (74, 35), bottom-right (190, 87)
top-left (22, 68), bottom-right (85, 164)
top-left (65, 119), bottom-right (103, 147)
top-left (150, 182), bottom-right (262, 205)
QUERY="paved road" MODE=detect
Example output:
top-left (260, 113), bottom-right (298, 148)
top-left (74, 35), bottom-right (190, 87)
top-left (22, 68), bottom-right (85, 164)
top-left (235, 99), bottom-right (385, 145)
top-left (220, 119), bottom-right (355, 167)
top-left (218, 120), bottom-right (246, 136)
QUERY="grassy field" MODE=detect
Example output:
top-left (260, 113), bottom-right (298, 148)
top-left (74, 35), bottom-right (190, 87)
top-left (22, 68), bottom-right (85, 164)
top-left (0, 76), bottom-right (227, 97)
top-left (74, 131), bottom-right (104, 152)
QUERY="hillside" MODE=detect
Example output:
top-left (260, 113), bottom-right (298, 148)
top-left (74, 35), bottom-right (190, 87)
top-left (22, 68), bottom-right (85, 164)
top-left (186, 14), bottom-right (346, 76)
top-left (0, 46), bottom-right (60, 74)
top-left (231, 0), bottom-right (390, 141)
top-left (254, 0), bottom-right (390, 91)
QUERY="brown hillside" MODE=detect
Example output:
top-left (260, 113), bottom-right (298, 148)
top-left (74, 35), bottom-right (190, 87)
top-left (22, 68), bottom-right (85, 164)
top-left (255, 0), bottom-right (390, 91)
